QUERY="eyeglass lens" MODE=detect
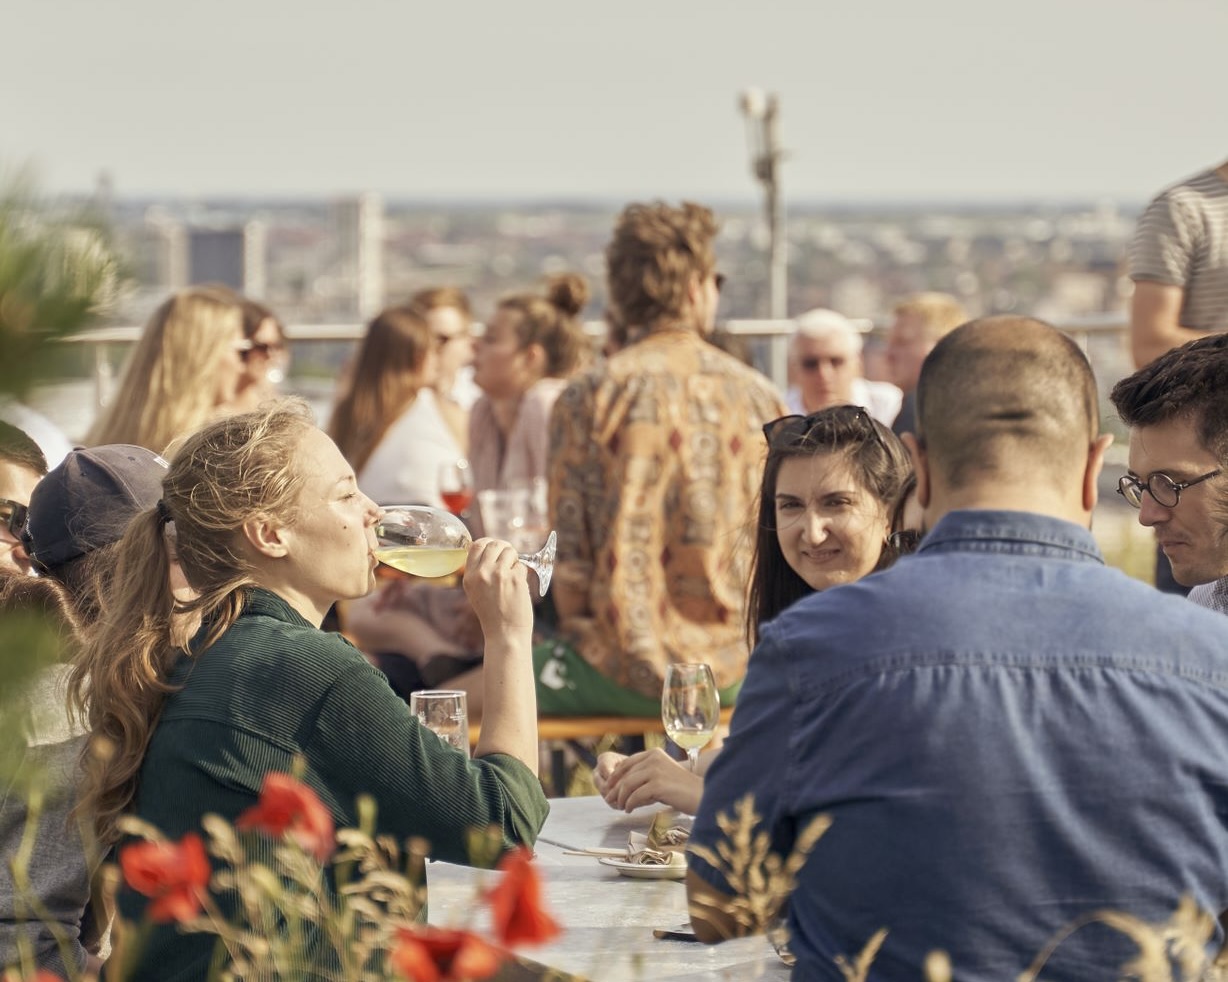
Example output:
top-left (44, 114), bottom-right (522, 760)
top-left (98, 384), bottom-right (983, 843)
top-left (1119, 473), bottom-right (1195, 508)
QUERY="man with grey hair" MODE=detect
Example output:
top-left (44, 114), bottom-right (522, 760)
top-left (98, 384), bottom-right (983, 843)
top-left (785, 308), bottom-right (901, 425)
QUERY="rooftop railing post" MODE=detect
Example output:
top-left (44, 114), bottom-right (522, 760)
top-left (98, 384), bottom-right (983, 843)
top-left (740, 89), bottom-right (787, 322)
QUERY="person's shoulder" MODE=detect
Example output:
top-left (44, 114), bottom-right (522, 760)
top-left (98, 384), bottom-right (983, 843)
top-left (764, 576), bottom-right (888, 662)
top-left (198, 599), bottom-right (364, 680)
top-left (1144, 168), bottom-right (1226, 213)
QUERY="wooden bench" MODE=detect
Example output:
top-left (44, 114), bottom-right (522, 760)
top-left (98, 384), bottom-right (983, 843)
top-left (469, 707), bottom-right (735, 794)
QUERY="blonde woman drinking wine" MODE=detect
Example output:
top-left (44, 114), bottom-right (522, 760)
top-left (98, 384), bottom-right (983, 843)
top-left (70, 401), bottom-right (546, 980)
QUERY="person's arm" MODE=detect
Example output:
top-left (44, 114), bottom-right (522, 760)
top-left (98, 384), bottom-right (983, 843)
top-left (311, 647), bottom-right (547, 864)
top-left (686, 631), bottom-right (795, 944)
top-left (687, 870), bottom-right (745, 944)
top-left (465, 538), bottom-right (538, 773)
top-left (1130, 279), bottom-right (1211, 368)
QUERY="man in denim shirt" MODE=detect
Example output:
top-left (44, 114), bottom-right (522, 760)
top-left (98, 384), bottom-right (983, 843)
top-left (688, 317), bottom-right (1228, 980)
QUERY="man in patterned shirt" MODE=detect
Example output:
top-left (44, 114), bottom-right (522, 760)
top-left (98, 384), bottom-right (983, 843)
top-left (541, 201), bottom-right (786, 715)
top-left (1110, 332), bottom-right (1228, 614)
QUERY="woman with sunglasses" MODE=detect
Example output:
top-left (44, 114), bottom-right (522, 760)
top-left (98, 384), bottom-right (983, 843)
top-left (233, 297), bottom-right (290, 412)
top-left (595, 405), bottom-right (914, 814)
top-left (86, 287), bottom-right (253, 453)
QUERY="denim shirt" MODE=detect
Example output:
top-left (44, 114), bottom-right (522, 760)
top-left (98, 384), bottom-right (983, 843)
top-left (690, 509), bottom-right (1228, 981)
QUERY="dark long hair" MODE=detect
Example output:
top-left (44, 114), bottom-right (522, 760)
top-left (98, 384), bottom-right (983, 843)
top-left (747, 406), bottom-right (911, 646)
top-left (328, 305), bottom-right (434, 474)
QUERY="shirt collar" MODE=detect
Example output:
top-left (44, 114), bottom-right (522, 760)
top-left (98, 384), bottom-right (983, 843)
top-left (240, 586), bottom-right (316, 628)
top-left (918, 509), bottom-right (1104, 565)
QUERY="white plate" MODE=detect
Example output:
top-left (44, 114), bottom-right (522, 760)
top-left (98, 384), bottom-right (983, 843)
top-left (598, 856), bottom-right (687, 880)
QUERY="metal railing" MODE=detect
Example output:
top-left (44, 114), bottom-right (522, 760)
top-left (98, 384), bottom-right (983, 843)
top-left (60, 313), bottom-right (1131, 421)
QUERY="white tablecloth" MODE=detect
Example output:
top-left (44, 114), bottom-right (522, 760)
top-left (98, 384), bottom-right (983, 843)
top-left (426, 795), bottom-right (791, 981)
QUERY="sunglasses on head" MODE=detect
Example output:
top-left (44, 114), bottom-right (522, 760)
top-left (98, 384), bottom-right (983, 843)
top-left (762, 405), bottom-right (889, 454)
top-left (0, 498), bottom-right (28, 539)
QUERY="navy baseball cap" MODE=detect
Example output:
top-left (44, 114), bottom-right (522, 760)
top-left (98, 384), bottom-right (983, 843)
top-left (24, 444), bottom-right (168, 570)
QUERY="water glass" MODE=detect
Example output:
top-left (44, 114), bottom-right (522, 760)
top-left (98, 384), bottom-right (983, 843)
top-left (410, 689), bottom-right (470, 757)
top-left (477, 487), bottom-right (532, 548)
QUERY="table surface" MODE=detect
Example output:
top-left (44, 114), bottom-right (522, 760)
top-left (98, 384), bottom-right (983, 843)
top-left (427, 795), bottom-right (790, 982)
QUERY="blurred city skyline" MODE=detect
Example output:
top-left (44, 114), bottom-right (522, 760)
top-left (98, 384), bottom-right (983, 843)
top-left (3, 0), bottom-right (1224, 204)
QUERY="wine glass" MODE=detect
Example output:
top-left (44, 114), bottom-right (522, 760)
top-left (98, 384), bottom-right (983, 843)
top-left (661, 663), bottom-right (720, 773)
top-left (374, 504), bottom-right (556, 594)
top-left (438, 460), bottom-right (475, 517)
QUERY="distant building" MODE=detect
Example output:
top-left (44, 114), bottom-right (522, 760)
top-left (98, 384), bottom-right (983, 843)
top-left (188, 227), bottom-right (244, 289)
top-left (334, 193), bottom-right (385, 318)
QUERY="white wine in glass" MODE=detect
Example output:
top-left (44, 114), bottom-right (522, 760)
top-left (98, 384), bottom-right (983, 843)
top-left (374, 504), bottom-right (557, 593)
top-left (661, 663), bottom-right (720, 773)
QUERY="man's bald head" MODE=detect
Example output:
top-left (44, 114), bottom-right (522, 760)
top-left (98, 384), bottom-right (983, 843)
top-left (916, 317), bottom-right (1099, 494)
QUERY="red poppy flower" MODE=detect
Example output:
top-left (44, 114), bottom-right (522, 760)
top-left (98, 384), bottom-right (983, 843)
top-left (485, 847), bottom-right (561, 947)
top-left (391, 925), bottom-right (503, 982)
top-left (118, 832), bottom-right (211, 923)
top-left (235, 772), bottom-right (335, 862)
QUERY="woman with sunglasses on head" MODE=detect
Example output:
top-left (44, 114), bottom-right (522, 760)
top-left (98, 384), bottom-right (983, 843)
top-left (86, 286), bottom-right (253, 454)
top-left (328, 303), bottom-right (465, 509)
top-left (70, 401), bottom-right (546, 980)
top-left (594, 405), bottom-right (914, 814)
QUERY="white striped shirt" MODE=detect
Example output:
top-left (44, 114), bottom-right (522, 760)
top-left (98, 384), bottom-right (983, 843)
top-left (1189, 575), bottom-right (1228, 616)
top-left (1128, 167), bottom-right (1228, 334)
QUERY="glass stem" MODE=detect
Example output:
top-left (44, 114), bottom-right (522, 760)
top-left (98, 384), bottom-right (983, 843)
top-left (687, 748), bottom-right (700, 773)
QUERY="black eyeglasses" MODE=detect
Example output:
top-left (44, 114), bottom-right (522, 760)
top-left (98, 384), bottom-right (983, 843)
top-left (0, 498), bottom-right (28, 538)
top-left (1117, 469), bottom-right (1220, 509)
top-left (763, 406), bottom-right (889, 455)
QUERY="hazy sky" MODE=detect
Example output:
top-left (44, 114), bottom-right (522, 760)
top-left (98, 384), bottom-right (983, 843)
top-left (4, 0), bottom-right (1224, 204)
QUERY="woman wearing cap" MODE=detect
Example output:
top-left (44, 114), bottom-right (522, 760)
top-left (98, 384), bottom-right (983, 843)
top-left (24, 445), bottom-right (170, 624)
top-left (86, 287), bottom-right (252, 453)
top-left (594, 405), bottom-right (913, 814)
top-left (70, 400), bottom-right (544, 979)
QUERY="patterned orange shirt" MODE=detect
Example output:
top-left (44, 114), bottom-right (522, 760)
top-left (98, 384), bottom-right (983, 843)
top-left (547, 328), bottom-right (787, 700)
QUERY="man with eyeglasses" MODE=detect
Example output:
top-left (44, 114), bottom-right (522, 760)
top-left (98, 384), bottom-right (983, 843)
top-left (1110, 332), bottom-right (1228, 613)
top-left (689, 317), bottom-right (1228, 978)
top-left (0, 422), bottom-right (48, 576)
top-left (786, 308), bottom-right (902, 427)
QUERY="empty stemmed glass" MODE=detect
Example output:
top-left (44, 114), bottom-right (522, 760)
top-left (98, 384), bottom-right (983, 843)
top-left (374, 504), bottom-right (556, 594)
top-left (661, 663), bottom-right (720, 773)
